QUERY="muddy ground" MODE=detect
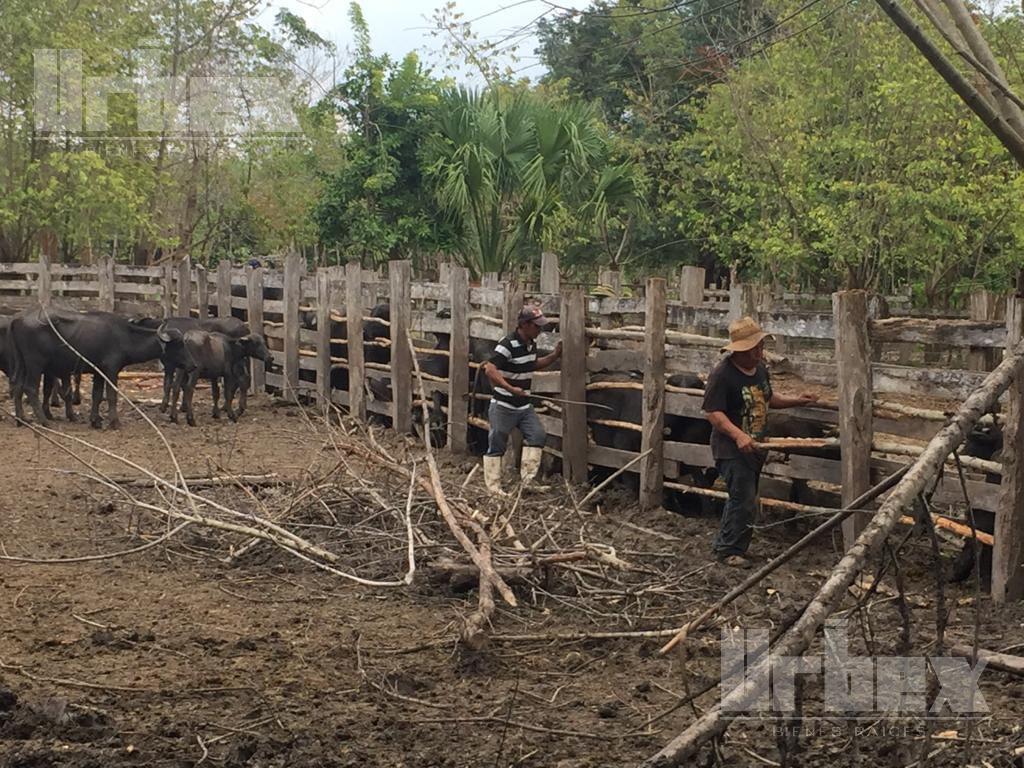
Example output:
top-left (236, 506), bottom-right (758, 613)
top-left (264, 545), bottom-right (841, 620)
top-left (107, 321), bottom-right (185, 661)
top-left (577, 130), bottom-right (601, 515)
top-left (1, 379), bottom-right (1023, 768)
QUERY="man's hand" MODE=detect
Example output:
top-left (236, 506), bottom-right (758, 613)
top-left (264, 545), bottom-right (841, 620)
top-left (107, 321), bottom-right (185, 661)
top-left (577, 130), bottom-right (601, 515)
top-left (508, 386), bottom-right (528, 398)
top-left (554, 340), bottom-right (563, 358)
top-left (735, 432), bottom-right (756, 453)
top-left (797, 392), bottom-right (819, 404)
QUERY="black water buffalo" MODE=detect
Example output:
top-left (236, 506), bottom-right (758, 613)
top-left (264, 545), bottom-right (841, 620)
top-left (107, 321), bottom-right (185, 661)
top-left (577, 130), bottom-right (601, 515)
top-left (10, 308), bottom-right (163, 428)
top-left (157, 326), bottom-right (268, 426)
top-left (132, 316), bottom-right (251, 413)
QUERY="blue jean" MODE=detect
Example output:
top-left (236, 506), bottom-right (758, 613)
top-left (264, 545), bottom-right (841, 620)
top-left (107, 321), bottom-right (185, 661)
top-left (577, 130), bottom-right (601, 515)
top-left (487, 401), bottom-right (547, 456)
top-left (713, 457), bottom-right (762, 557)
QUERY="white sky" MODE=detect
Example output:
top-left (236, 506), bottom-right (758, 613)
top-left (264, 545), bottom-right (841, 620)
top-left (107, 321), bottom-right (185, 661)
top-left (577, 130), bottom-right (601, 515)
top-left (259, 0), bottom-right (593, 83)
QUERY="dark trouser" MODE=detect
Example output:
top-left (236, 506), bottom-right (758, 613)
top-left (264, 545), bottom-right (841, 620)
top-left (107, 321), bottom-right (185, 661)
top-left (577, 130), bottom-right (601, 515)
top-left (486, 401), bottom-right (547, 456)
top-left (713, 457), bottom-right (762, 557)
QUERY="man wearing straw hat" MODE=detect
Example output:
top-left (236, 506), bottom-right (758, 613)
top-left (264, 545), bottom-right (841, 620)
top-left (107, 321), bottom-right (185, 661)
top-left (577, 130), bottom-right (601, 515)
top-left (702, 316), bottom-right (818, 568)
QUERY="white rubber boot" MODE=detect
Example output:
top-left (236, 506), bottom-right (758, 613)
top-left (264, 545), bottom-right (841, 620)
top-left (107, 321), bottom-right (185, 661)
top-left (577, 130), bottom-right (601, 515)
top-left (520, 446), bottom-right (550, 491)
top-left (483, 455), bottom-right (509, 497)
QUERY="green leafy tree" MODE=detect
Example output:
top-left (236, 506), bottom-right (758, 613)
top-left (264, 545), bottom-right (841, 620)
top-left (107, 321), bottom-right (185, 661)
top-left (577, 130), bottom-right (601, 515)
top-left (313, 2), bottom-right (452, 266)
top-left (671, 0), bottom-right (1024, 302)
top-left (423, 87), bottom-right (640, 278)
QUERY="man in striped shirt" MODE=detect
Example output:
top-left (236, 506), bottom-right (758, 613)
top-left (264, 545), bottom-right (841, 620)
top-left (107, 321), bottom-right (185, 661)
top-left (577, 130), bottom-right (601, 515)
top-left (481, 306), bottom-right (562, 495)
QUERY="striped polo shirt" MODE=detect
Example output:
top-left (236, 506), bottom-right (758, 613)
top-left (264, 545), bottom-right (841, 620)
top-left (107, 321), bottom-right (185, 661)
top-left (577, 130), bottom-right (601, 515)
top-left (489, 331), bottom-right (537, 410)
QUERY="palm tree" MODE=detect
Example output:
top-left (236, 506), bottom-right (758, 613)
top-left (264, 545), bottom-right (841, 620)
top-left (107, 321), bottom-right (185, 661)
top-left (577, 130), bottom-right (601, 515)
top-left (423, 87), bottom-right (640, 279)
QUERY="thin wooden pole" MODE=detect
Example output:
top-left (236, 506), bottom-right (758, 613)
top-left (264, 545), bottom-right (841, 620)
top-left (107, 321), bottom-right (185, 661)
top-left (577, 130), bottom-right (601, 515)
top-left (217, 260), bottom-right (231, 319)
top-left (98, 255), bottom-right (115, 312)
top-left (37, 246), bottom-right (52, 308)
top-left (448, 265), bottom-right (470, 453)
top-left (679, 265), bottom-right (705, 307)
top-left (283, 252), bottom-right (302, 401)
top-left (640, 278), bottom-right (667, 510)
top-left (316, 269), bottom-right (332, 407)
top-left (345, 261), bottom-right (366, 422)
top-left (389, 259), bottom-right (413, 434)
top-left (995, 295), bottom-right (1024, 602)
top-left (162, 261), bottom-right (174, 318)
top-left (177, 255), bottom-right (191, 318)
top-left (834, 290), bottom-right (874, 549)
top-left (560, 288), bottom-right (588, 483)
top-left (195, 264), bottom-right (208, 320)
top-left (245, 265), bottom-right (266, 394)
top-left (540, 251), bottom-right (559, 294)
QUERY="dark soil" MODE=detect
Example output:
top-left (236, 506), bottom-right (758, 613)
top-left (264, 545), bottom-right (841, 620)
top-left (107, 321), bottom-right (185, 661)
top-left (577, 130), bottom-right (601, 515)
top-left (1, 379), bottom-right (1022, 768)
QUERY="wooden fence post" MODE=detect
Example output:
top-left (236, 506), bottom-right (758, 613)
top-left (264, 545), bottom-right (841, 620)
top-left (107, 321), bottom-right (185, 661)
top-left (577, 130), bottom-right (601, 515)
top-left (833, 290), bottom-right (874, 549)
top-left (217, 260), bottom-right (231, 319)
top-left (162, 262), bottom-right (174, 317)
top-left (98, 256), bottom-right (115, 312)
top-left (502, 282), bottom-right (526, 472)
top-left (969, 290), bottom-right (1003, 371)
top-left (283, 252), bottom-right (302, 401)
top-left (598, 269), bottom-right (622, 296)
top-left (994, 295), bottom-right (1024, 602)
top-left (540, 252), bottom-right (559, 294)
top-left (679, 265), bottom-right (705, 307)
top-left (448, 265), bottom-right (470, 453)
top-left (195, 264), bottom-right (208, 320)
top-left (561, 288), bottom-right (588, 484)
top-left (640, 278), bottom-right (667, 510)
top-left (389, 259), bottom-right (412, 434)
top-left (345, 261), bottom-right (366, 422)
top-left (483, 272), bottom-right (500, 289)
top-left (728, 282), bottom-right (756, 322)
top-left (37, 249), bottom-right (52, 308)
top-left (439, 261), bottom-right (451, 286)
top-left (177, 256), bottom-right (192, 318)
top-left (245, 265), bottom-right (266, 394)
top-left (316, 268), bottom-right (332, 407)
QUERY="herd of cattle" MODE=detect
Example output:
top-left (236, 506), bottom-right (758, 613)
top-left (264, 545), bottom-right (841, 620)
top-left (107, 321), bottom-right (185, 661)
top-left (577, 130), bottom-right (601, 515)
top-left (0, 299), bottom-right (1005, 584)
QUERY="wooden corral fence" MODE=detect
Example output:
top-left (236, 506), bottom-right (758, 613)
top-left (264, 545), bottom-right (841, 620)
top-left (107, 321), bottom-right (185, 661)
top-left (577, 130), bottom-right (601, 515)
top-left (0, 254), bottom-right (1021, 602)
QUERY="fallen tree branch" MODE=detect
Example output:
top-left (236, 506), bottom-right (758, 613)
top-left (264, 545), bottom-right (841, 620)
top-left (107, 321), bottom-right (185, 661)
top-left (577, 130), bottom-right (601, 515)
top-left (642, 338), bottom-right (1024, 767)
top-left (949, 645), bottom-right (1024, 677)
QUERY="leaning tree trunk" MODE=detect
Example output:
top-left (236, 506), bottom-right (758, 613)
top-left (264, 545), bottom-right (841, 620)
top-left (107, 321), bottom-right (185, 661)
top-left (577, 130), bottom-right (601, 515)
top-left (641, 338), bottom-right (1024, 767)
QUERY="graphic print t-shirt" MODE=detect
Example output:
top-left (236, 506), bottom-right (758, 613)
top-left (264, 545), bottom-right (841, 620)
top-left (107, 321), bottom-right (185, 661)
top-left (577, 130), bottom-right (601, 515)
top-left (489, 331), bottom-right (537, 409)
top-left (701, 358), bottom-right (773, 461)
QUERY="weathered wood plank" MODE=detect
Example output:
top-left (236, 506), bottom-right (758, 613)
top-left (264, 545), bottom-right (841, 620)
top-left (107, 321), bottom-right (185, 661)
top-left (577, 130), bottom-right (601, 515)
top-left (316, 269), bottom-right (332, 406)
top-left (870, 316), bottom-right (1007, 348)
top-left (217, 261), bottom-right (232, 319)
top-left (195, 264), bottom-right (208, 320)
top-left (540, 251), bottom-right (559, 295)
top-left (176, 256), bottom-right (191, 317)
top-left (640, 278), bottom-right (667, 510)
top-left (389, 259), bottom-right (413, 433)
top-left (162, 262), bottom-right (174, 318)
top-left (345, 261), bottom-right (366, 422)
top-left (679, 266), bottom-right (705, 307)
top-left (448, 265), bottom-right (470, 453)
top-left (246, 266), bottom-right (266, 393)
top-left (97, 257), bottom-right (115, 311)
top-left (283, 253), bottom-right (302, 400)
top-left (834, 290), bottom-right (874, 547)
top-left (561, 289), bottom-right (588, 483)
top-left (995, 296), bottom-right (1024, 602)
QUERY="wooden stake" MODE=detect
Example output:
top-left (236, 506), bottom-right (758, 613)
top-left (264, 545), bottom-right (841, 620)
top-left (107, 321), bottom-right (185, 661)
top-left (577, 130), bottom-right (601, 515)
top-left (162, 261), bottom-right (174, 318)
top-left (448, 265), bottom-right (470, 453)
top-left (561, 288), bottom-right (588, 483)
top-left (389, 259), bottom-right (412, 433)
top-left (679, 265), bottom-right (705, 307)
top-left (245, 265), bottom-right (265, 394)
top-left (540, 251), bottom-right (559, 294)
top-left (995, 295), bottom-right (1024, 602)
top-left (283, 252), bottom-right (302, 401)
top-left (502, 281), bottom-right (526, 473)
top-left (217, 260), bottom-right (231, 319)
top-left (195, 264), bottom-right (208, 320)
top-left (640, 277), bottom-right (666, 510)
top-left (98, 256), bottom-right (115, 312)
top-left (177, 255), bottom-right (191, 318)
top-left (834, 290), bottom-right (874, 549)
top-left (345, 261), bottom-right (366, 422)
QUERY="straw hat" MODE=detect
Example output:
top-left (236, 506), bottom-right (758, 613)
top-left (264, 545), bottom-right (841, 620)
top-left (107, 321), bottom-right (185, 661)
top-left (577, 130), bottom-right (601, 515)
top-left (722, 316), bottom-right (772, 353)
